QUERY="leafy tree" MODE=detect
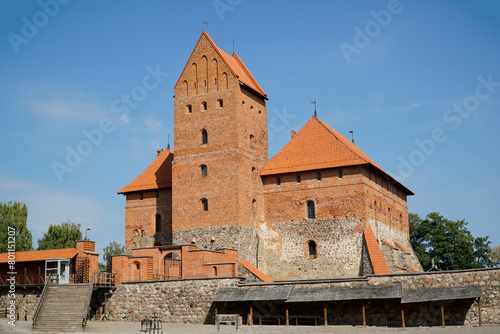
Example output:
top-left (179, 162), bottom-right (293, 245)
top-left (492, 246), bottom-right (500, 266)
top-left (38, 220), bottom-right (82, 250)
top-left (0, 201), bottom-right (33, 252)
top-left (98, 241), bottom-right (125, 271)
top-left (409, 212), bottom-right (494, 270)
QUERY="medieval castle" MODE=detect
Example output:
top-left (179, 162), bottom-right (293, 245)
top-left (112, 31), bottom-right (423, 283)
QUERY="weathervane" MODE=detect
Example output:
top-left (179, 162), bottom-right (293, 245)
top-left (202, 21), bottom-right (209, 31)
top-left (349, 130), bottom-right (355, 144)
top-left (310, 100), bottom-right (317, 117)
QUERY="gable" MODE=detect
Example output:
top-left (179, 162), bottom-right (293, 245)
top-left (174, 31), bottom-right (266, 98)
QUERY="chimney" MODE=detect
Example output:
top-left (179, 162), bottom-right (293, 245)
top-left (291, 130), bottom-right (297, 139)
top-left (156, 148), bottom-right (164, 157)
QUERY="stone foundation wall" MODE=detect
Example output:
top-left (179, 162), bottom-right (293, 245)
top-left (173, 225), bottom-right (258, 264)
top-left (103, 278), bottom-right (240, 323)
top-left (258, 218), bottom-right (364, 280)
top-left (0, 288), bottom-right (41, 321)
top-left (101, 268), bottom-right (498, 326)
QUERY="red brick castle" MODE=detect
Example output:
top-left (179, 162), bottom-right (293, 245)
top-left (113, 32), bottom-right (422, 282)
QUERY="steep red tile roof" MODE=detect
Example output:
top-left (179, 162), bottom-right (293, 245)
top-left (261, 116), bottom-right (413, 195)
top-left (407, 264), bottom-right (419, 272)
top-left (175, 31), bottom-right (266, 98)
top-left (237, 260), bottom-right (273, 282)
top-left (118, 150), bottom-right (173, 194)
top-left (0, 248), bottom-right (78, 263)
top-left (395, 241), bottom-right (411, 255)
top-left (363, 225), bottom-right (391, 275)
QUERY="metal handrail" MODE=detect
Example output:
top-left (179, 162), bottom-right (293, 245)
top-left (82, 272), bottom-right (95, 330)
top-left (32, 272), bottom-right (53, 328)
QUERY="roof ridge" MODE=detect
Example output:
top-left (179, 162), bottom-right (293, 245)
top-left (313, 116), bottom-right (373, 166)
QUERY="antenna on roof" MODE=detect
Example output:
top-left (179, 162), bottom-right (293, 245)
top-left (310, 100), bottom-right (317, 117)
top-left (233, 39), bottom-right (235, 54)
top-left (349, 130), bottom-right (355, 144)
top-left (167, 134), bottom-right (170, 150)
top-left (202, 21), bottom-right (209, 31)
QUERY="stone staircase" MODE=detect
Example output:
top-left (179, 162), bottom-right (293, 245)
top-left (33, 284), bottom-right (90, 332)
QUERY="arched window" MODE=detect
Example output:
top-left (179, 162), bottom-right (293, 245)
top-left (164, 253), bottom-right (181, 278)
top-left (307, 201), bottom-right (315, 219)
top-left (202, 101), bottom-right (207, 111)
top-left (249, 134), bottom-right (254, 148)
top-left (186, 104), bottom-right (192, 113)
top-left (252, 199), bottom-right (257, 214)
top-left (218, 99), bottom-right (223, 108)
top-left (155, 214), bottom-right (161, 232)
top-left (213, 266), bottom-right (217, 277)
top-left (308, 240), bottom-right (317, 259)
top-left (201, 164), bottom-right (207, 177)
top-left (201, 198), bottom-right (208, 211)
top-left (201, 129), bottom-right (208, 145)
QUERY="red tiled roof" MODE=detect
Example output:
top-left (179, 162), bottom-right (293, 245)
top-left (381, 239), bottom-right (398, 250)
top-left (237, 260), bottom-right (272, 282)
top-left (363, 225), bottom-right (391, 275)
top-left (395, 241), bottom-right (411, 255)
top-left (118, 150), bottom-right (173, 194)
top-left (0, 248), bottom-right (78, 263)
top-left (394, 265), bottom-right (407, 270)
top-left (175, 31), bottom-right (266, 98)
top-left (261, 116), bottom-right (413, 195)
top-left (407, 264), bottom-right (419, 272)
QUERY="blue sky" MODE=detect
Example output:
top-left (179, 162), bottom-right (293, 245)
top-left (1, 0), bottom-right (499, 259)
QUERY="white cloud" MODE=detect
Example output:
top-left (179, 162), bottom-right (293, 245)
top-left (144, 115), bottom-right (164, 131)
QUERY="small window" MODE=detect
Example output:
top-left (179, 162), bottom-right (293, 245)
top-left (258, 110), bottom-right (262, 114)
top-left (201, 129), bottom-right (208, 145)
top-left (307, 201), bottom-right (315, 219)
top-left (155, 215), bottom-right (161, 233)
top-left (139, 192), bottom-right (143, 201)
top-left (201, 198), bottom-right (208, 211)
top-left (213, 266), bottom-right (217, 277)
top-left (276, 177), bottom-right (281, 186)
top-left (316, 172), bottom-right (322, 181)
top-left (252, 199), bottom-right (257, 214)
top-left (202, 102), bottom-right (207, 111)
top-left (249, 134), bottom-right (254, 148)
top-left (201, 165), bottom-right (207, 177)
top-left (218, 99), bottom-right (223, 108)
top-left (296, 174), bottom-right (301, 183)
top-left (339, 168), bottom-right (343, 178)
top-left (187, 105), bottom-right (192, 113)
top-left (308, 240), bottom-right (317, 259)
top-left (241, 101), bottom-right (245, 105)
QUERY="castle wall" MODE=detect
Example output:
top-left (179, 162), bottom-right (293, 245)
top-left (124, 188), bottom-right (172, 250)
top-left (258, 218), bottom-right (365, 280)
top-left (97, 268), bottom-right (499, 325)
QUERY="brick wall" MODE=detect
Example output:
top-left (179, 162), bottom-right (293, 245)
top-left (124, 188), bottom-right (172, 250)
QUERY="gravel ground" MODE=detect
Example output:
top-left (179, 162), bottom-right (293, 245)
top-left (1, 319), bottom-right (498, 334)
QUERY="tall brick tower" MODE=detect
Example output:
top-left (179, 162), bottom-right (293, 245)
top-left (171, 32), bottom-right (268, 264)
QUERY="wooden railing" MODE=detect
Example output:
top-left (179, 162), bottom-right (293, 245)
top-left (92, 272), bottom-right (116, 288)
top-left (32, 273), bottom-right (53, 328)
top-left (82, 273), bottom-right (94, 330)
top-left (0, 274), bottom-right (45, 286)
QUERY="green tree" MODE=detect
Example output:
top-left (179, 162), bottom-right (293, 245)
top-left (98, 241), bottom-right (125, 271)
top-left (492, 246), bottom-right (500, 266)
top-left (409, 212), bottom-right (494, 270)
top-left (37, 220), bottom-right (82, 250)
top-left (0, 201), bottom-right (33, 252)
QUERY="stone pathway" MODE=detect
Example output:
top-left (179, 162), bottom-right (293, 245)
top-left (1, 319), bottom-right (499, 334)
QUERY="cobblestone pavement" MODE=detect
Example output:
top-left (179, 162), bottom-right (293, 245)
top-left (1, 319), bottom-right (499, 334)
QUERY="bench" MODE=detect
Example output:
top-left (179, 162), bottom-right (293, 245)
top-left (216, 314), bottom-right (241, 333)
top-left (257, 315), bottom-right (283, 325)
top-left (290, 315), bottom-right (321, 326)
